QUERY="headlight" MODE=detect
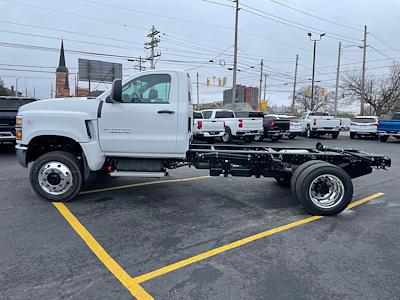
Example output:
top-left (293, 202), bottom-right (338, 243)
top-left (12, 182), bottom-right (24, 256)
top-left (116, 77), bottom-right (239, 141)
top-left (16, 117), bottom-right (23, 126)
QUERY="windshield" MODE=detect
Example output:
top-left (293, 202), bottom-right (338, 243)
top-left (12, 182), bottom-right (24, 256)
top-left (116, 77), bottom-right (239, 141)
top-left (235, 111), bottom-right (263, 118)
top-left (309, 112), bottom-right (329, 116)
top-left (215, 111), bottom-right (235, 118)
top-left (193, 112), bottom-right (203, 119)
top-left (353, 117), bottom-right (376, 123)
top-left (392, 113), bottom-right (400, 120)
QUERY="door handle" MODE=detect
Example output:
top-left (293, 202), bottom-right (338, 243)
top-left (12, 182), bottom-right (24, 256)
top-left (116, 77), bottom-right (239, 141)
top-left (158, 110), bottom-right (175, 114)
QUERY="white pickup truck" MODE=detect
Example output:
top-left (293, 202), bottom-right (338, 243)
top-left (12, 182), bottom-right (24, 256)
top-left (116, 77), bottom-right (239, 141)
top-left (192, 111), bottom-right (225, 142)
top-left (14, 69), bottom-right (391, 216)
top-left (201, 109), bottom-right (263, 143)
top-left (301, 111), bottom-right (341, 139)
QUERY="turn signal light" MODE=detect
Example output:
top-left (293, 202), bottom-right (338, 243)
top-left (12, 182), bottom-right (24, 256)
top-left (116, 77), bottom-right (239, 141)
top-left (16, 129), bottom-right (22, 139)
top-left (16, 118), bottom-right (23, 126)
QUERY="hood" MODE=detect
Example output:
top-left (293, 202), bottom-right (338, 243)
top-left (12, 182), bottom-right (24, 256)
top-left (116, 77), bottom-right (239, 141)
top-left (18, 97), bottom-right (100, 119)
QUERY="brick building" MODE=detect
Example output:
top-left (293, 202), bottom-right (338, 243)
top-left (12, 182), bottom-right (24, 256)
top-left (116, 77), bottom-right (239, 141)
top-left (223, 85), bottom-right (259, 110)
top-left (55, 40), bottom-right (70, 98)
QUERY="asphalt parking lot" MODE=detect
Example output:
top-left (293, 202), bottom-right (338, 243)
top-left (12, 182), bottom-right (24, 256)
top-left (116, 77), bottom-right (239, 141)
top-left (1, 135), bottom-right (399, 299)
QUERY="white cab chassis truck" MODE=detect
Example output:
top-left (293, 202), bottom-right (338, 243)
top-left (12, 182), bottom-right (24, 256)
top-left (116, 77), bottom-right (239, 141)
top-left (15, 70), bottom-right (390, 216)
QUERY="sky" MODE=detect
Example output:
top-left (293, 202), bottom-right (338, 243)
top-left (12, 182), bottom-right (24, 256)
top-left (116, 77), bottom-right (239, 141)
top-left (1, 0), bottom-right (400, 110)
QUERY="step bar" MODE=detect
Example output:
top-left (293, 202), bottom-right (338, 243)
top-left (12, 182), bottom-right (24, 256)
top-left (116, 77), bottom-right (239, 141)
top-left (110, 170), bottom-right (168, 178)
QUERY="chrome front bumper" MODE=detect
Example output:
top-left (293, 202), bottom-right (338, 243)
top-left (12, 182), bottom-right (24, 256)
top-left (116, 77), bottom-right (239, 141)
top-left (15, 144), bottom-right (28, 168)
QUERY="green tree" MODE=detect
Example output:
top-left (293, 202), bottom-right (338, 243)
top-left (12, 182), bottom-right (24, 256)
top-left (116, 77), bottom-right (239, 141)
top-left (0, 77), bottom-right (11, 96)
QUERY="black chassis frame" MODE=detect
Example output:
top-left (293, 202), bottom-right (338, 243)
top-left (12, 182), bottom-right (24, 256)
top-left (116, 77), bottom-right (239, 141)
top-left (185, 143), bottom-right (391, 180)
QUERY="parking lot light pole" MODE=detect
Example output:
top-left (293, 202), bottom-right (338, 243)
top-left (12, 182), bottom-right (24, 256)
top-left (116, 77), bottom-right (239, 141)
top-left (308, 33), bottom-right (325, 110)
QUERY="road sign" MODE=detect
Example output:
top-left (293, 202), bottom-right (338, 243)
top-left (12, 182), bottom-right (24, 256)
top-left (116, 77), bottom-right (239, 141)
top-left (261, 100), bottom-right (267, 110)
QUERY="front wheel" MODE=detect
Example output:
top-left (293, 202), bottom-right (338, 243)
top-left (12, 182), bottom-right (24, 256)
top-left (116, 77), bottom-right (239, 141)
top-left (294, 162), bottom-right (353, 216)
top-left (30, 151), bottom-right (83, 202)
top-left (221, 128), bottom-right (233, 143)
top-left (379, 135), bottom-right (389, 143)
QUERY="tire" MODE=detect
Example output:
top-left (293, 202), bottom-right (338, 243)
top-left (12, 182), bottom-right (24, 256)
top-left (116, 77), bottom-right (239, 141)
top-left (288, 134), bottom-right (296, 140)
top-left (290, 160), bottom-right (327, 196)
top-left (244, 136), bottom-right (254, 143)
top-left (332, 132), bottom-right (339, 139)
top-left (350, 132), bottom-right (356, 139)
top-left (221, 127), bottom-right (233, 143)
top-left (254, 135), bottom-right (262, 142)
top-left (379, 135), bottom-right (389, 143)
top-left (294, 162), bottom-right (353, 216)
top-left (270, 135), bottom-right (281, 142)
top-left (29, 151), bottom-right (83, 202)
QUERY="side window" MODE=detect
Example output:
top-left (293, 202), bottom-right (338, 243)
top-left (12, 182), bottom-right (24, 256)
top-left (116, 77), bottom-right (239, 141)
top-left (121, 74), bottom-right (171, 103)
top-left (202, 111), bottom-right (212, 119)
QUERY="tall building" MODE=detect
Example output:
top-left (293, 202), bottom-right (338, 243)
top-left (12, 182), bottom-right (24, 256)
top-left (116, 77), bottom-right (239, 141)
top-left (223, 85), bottom-right (259, 110)
top-left (55, 40), bottom-right (70, 98)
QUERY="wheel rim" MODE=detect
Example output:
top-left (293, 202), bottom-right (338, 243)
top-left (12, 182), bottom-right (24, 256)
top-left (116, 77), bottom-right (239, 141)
top-left (308, 174), bottom-right (345, 209)
top-left (38, 161), bottom-right (73, 195)
top-left (222, 132), bottom-right (229, 142)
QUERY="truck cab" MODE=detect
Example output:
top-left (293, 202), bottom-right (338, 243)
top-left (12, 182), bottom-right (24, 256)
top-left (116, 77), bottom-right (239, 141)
top-left (16, 70), bottom-right (192, 201)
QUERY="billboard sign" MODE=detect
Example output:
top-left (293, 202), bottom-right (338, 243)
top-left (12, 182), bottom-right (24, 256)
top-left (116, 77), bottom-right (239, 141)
top-left (78, 59), bottom-right (122, 83)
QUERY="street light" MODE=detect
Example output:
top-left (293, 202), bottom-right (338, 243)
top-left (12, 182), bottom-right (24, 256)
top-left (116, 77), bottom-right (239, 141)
top-left (334, 43), bottom-right (363, 115)
top-left (308, 32), bottom-right (325, 108)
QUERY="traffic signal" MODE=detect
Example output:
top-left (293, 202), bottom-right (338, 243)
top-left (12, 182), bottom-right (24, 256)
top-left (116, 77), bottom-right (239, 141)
top-left (206, 78), bottom-right (210, 86)
top-left (218, 79), bottom-right (222, 87)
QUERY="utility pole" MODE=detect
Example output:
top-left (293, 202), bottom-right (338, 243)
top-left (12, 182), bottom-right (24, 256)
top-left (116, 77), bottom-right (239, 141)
top-left (360, 25), bottom-right (367, 116)
top-left (334, 42), bottom-right (341, 116)
top-left (50, 83), bottom-right (54, 98)
top-left (292, 54), bottom-right (298, 110)
top-left (33, 87), bottom-right (36, 98)
top-left (145, 25), bottom-right (161, 69)
top-left (258, 58), bottom-right (263, 111)
top-left (231, 0), bottom-right (239, 110)
top-left (263, 73), bottom-right (267, 102)
top-left (196, 72), bottom-right (200, 110)
top-left (308, 33), bottom-right (325, 110)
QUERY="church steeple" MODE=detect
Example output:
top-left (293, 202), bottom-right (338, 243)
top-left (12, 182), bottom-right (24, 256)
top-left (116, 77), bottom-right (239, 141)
top-left (55, 39), bottom-right (70, 98)
top-left (56, 39), bottom-right (68, 73)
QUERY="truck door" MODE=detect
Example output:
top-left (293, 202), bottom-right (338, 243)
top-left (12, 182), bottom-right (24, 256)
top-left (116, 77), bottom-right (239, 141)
top-left (98, 72), bottom-right (179, 155)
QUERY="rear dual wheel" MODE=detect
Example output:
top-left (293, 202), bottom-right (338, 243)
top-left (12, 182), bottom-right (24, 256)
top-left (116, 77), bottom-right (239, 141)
top-left (290, 160), bottom-right (353, 216)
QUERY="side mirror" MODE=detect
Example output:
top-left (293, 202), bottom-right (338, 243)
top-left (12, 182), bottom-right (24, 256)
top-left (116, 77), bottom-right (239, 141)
top-left (110, 78), bottom-right (122, 102)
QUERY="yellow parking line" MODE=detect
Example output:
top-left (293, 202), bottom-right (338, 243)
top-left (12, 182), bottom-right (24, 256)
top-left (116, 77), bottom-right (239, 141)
top-left (131, 192), bottom-right (385, 284)
top-left (53, 202), bottom-right (153, 300)
top-left (80, 175), bottom-right (210, 195)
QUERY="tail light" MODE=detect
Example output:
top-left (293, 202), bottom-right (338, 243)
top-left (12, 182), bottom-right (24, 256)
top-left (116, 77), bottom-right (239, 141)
top-left (197, 120), bottom-right (202, 129)
top-left (238, 119), bottom-right (243, 128)
top-left (313, 118), bottom-right (317, 126)
top-left (269, 120), bottom-right (275, 129)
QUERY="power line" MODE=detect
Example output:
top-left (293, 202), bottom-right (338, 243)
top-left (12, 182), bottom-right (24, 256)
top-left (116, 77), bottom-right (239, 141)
top-left (240, 3), bottom-right (360, 44)
top-left (269, 0), bottom-right (362, 32)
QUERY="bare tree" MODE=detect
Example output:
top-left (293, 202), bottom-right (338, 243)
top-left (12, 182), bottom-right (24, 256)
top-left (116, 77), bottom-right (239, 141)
top-left (342, 64), bottom-right (400, 116)
top-left (295, 85), bottom-right (334, 112)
